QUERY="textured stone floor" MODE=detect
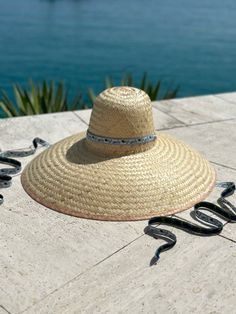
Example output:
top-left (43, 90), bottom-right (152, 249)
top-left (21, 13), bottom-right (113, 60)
top-left (0, 93), bottom-right (236, 314)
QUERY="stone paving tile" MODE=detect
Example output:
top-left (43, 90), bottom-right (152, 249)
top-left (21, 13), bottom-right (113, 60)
top-left (215, 92), bottom-right (236, 104)
top-left (0, 112), bottom-right (87, 151)
top-left (153, 95), bottom-right (236, 125)
top-left (152, 107), bottom-right (184, 130)
top-left (165, 120), bottom-right (236, 169)
top-left (0, 175), bottom-right (143, 313)
top-left (22, 230), bottom-right (236, 314)
top-left (73, 109), bottom-right (91, 125)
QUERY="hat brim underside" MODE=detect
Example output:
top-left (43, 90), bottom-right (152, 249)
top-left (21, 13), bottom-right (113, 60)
top-left (21, 132), bottom-right (216, 221)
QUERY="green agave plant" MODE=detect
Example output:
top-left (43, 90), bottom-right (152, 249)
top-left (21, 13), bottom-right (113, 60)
top-left (0, 74), bottom-right (179, 118)
top-left (0, 80), bottom-right (85, 118)
top-left (87, 72), bottom-right (179, 105)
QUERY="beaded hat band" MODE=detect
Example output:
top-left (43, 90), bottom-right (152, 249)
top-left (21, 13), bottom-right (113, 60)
top-left (86, 130), bottom-right (157, 146)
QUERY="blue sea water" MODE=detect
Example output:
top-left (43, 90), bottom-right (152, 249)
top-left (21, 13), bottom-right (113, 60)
top-left (1, 0), bottom-right (236, 104)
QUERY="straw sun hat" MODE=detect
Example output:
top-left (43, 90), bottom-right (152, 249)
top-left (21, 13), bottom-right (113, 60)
top-left (21, 87), bottom-right (216, 221)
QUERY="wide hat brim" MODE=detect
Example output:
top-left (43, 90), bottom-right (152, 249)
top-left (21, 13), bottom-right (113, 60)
top-left (21, 131), bottom-right (216, 221)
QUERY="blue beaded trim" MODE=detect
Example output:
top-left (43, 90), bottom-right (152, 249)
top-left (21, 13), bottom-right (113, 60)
top-left (86, 131), bottom-right (156, 145)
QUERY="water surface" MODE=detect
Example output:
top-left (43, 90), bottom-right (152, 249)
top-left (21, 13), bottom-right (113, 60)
top-left (1, 0), bottom-right (236, 105)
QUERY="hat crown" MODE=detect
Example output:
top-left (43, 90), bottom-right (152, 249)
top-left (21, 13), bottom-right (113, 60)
top-left (88, 86), bottom-right (155, 139)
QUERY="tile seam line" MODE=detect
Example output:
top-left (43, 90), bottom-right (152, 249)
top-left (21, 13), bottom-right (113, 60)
top-left (0, 305), bottom-right (11, 314)
top-left (156, 125), bottom-right (188, 131)
top-left (19, 233), bottom-right (144, 314)
top-left (163, 117), bottom-right (236, 131)
top-left (174, 212), bottom-right (236, 243)
top-left (174, 216), bottom-right (236, 243)
top-left (219, 233), bottom-right (236, 244)
top-left (210, 160), bottom-right (236, 171)
top-left (152, 104), bottom-right (187, 125)
top-left (215, 94), bottom-right (236, 106)
top-left (72, 111), bottom-right (89, 125)
top-left (168, 93), bottom-right (236, 106)
top-left (155, 117), bottom-right (236, 132)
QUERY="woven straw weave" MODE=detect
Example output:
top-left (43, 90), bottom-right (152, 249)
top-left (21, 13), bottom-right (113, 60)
top-left (21, 87), bottom-right (216, 221)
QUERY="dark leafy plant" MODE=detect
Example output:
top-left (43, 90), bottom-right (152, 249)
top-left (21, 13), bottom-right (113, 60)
top-left (0, 80), bottom-right (85, 117)
top-left (87, 72), bottom-right (179, 105)
top-left (0, 74), bottom-right (180, 118)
